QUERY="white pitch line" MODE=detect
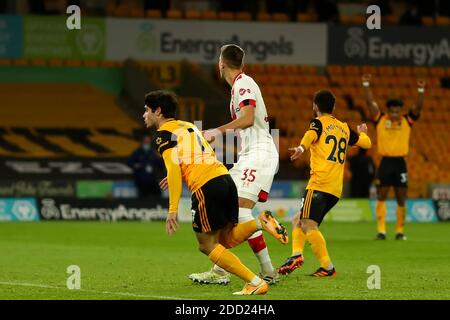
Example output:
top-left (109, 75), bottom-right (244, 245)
top-left (0, 281), bottom-right (192, 300)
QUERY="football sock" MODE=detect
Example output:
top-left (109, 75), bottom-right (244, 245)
top-left (306, 229), bottom-right (333, 271)
top-left (224, 220), bottom-right (257, 248)
top-left (395, 205), bottom-right (406, 234)
top-left (208, 244), bottom-right (255, 282)
top-left (212, 264), bottom-right (226, 274)
top-left (292, 226), bottom-right (306, 256)
top-left (248, 231), bottom-right (274, 273)
top-left (249, 276), bottom-right (263, 286)
top-left (376, 200), bottom-right (386, 234)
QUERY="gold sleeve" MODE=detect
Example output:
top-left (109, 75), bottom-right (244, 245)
top-left (300, 130), bottom-right (319, 150)
top-left (162, 150), bottom-right (182, 214)
top-left (356, 132), bottom-right (372, 149)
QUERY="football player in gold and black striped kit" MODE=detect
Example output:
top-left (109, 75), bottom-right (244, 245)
top-left (143, 90), bottom-right (287, 295)
top-left (277, 90), bottom-right (371, 277)
top-left (362, 74), bottom-right (425, 240)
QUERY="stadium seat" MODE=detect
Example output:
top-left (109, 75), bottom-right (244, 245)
top-left (429, 66), bottom-right (446, 77)
top-left (246, 64), bottom-right (266, 74)
top-left (100, 60), bottom-right (118, 68)
top-left (146, 9), bottom-right (162, 18)
top-left (66, 60), bottom-right (82, 67)
top-left (0, 59), bottom-right (11, 65)
top-left (272, 13), bottom-right (289, 22)
top-left (426, 77), bottom-right (441, 88)
top-left (327, 65), bottom-right (344, 75)
top-left (235, 11), bottom-right (252, 21)
top-left (339, 15), bottom-right (352, 24)
top-left (267, 64), bottom-right (283, 74)
top-left (436, 16), bottom-right (450, 26)
top-left (130, 8), bottom-right (144, 18)
top-left (106, 3), bottom-right (116, 15)
top-left (395, 66), bottom-right (412, 76)
top-left (201, 10), bottom-right (217, 20)
top-left (344, 65), bottom-right (360, 75)
top-left (83, 60), bottom-right (99, 68)
top-left (166, 9), bottom-right (183, 19)
top-left (296, 13), bottom-right (318, 22)
top-left (382, 15), bottom-right (400, 24)
top-left (378, 66), bottom-right (394, 76)
top-left (282, 65), bottom-right (301, 74)
top-left (0, 83), bottom-right (142, 157)
top-left (251, 62), bottom-right (450, 184)
top-left (412, 66), bottom-right (428, 77)
top-left (256, 12), bottom-right (271, 21)
top-left (113, 5), bottom-right (131, 17)
top-left (350, 15), bottom-right (366, 25)
top-left (300, 65), bottom-right (317, 75)
top-left (30, 59), bottom-right (46, 67)
top-left (13, 59), bottom-right (28, 66)
top-left (421, 16), bottom-right (435, 26)
top-left (218, 11), bottom-right (235, 20)
top-left (361, 65), bottom-right (378, 75)
top-left (185, 10), bottom-right (201, 20)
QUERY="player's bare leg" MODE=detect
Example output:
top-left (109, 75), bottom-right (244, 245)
top-left (394, 186), bottom-right (407, 240)
top-left (195, 229), bottom-right (268, 295)
top-left (375, 186), bottom-right (389, 240)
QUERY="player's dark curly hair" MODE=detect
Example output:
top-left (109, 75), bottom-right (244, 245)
top-left (313, 90), bottom-right (336, 114)
top-left (144, 90), bottom-right (177, 118)
top-left (386, 98), bottom-right (403, 109)
top-left (220, 44), bottom-right (245, 69)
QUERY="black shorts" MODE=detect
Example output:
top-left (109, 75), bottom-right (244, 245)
top-left (375, 157), bottom-right (408, 187)
top-left (191, 174), bottom-right (239, 233)
top-left (299, 189), bottom-right (339, 226)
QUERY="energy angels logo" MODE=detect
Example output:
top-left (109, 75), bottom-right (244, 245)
top-left (41, 198), bottom-right (61, 219)
top-left (136, 23), bottom-right (157, 52)
top-left (344, 27), bottom-right (366, 58)
top-left (75, 24), bottom-right (104, 55)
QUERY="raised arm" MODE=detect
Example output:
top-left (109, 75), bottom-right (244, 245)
top-left (348, 123), bottom-right (372, 149)
top-left (410, 79), bottom-right (425, 119)
top-left (362, 74), bottom-right (380, 120)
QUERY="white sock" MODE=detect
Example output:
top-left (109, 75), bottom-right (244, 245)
top-left (250, 276), bottom-right (262, 286)
top-left (238, 208), bottom-right (254, 223)
top-left (248, 231), bottom-right (274, 273)
top-left (255, 247), bottom-right (274, 273)
top-left (213, 264), bottom-right (227, 274)
top-left (255, 219), bottom-right (262, 229)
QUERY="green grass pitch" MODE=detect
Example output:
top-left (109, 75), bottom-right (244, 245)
top-left (0, 221), bottom-right (449, 300)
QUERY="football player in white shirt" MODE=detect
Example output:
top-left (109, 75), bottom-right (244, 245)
top-left (188, 44), bottom-right (288, 285)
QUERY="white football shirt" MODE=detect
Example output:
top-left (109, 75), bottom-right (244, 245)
top-left (230, 72), bottom-right (278, 157)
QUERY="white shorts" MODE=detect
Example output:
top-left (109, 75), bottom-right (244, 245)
top-left (229, 152), bottom-right (278, 203)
